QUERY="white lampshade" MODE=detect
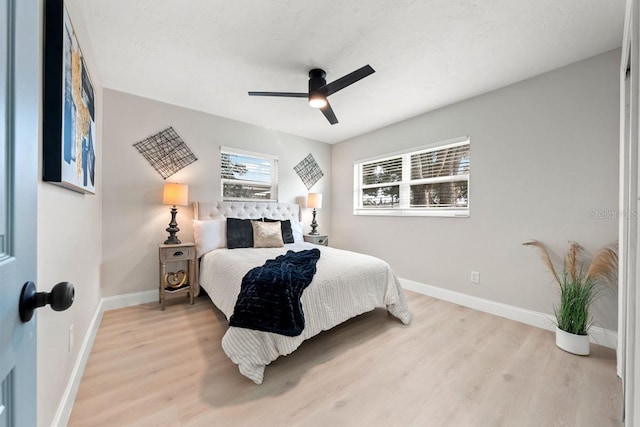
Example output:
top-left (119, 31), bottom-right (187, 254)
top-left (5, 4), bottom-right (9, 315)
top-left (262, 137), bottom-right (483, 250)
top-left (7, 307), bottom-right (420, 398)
top-left (163, 183), bottom-right (189, 206)
top-left (307, 193), bottom-right (323, 209)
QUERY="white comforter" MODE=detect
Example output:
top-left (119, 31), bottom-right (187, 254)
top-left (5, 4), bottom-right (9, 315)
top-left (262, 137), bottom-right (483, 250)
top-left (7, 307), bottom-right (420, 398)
top-left (199, 242), bottom-right (412, 384)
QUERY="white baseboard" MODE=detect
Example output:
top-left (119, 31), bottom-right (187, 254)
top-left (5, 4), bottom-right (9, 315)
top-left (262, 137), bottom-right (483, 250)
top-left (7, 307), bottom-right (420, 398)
top-left (400, 278), bottom-right (618, 350)
top-left (101, 289), bottom-right (157, 311)
top-left (52, 289), bottom-right (158, 427)
top-left (52, 299), bottom-right (104, 427)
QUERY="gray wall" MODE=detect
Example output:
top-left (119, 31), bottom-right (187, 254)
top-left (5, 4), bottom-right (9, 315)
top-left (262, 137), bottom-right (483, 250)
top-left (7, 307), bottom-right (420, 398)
top-left (101, 90), bottom-right (331, 297)
top-left (331, 49), bottom-right (620, 330)
top-left (36, 1), bottom-right (103, 425)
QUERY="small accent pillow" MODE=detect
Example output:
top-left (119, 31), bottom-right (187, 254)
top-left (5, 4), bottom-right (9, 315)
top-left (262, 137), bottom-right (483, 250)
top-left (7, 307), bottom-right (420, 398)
top-left (193, 219), bottom-right (226, 258)
top-left (226, 218), bottom-right (254, 249)
top-left (252, 220), bottom-right (284, 248)
top-left (263, 218), bottom-right (294, 244)
top-left (291, 219), bottom-right (304, 243)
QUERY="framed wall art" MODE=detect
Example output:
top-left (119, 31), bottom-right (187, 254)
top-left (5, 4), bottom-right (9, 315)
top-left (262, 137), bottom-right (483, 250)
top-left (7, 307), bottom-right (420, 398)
top-left (43, 0), bottom-right (96, 194)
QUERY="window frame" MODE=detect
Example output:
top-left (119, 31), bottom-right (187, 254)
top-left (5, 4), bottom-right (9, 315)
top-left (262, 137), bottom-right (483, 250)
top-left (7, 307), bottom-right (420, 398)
top-left (353, 136), bottom-right (470, 217)
top-left (220, 146), bottom-right (278, 201)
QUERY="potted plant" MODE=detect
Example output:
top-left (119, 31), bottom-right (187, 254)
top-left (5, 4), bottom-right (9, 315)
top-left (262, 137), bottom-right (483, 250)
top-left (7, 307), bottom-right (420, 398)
top-left (523, 240), bottom-right (617, 355)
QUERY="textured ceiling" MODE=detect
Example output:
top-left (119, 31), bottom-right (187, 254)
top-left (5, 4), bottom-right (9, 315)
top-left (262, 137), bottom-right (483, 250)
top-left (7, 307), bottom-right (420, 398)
top-left (77, 0), bottom-right (625, 144)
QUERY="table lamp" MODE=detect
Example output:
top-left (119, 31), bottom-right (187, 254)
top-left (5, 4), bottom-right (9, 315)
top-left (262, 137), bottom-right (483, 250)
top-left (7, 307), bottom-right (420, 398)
top-left (163, 182), bottom-right (189, 244)
top-left (307, 193), bottom-right (322, 235)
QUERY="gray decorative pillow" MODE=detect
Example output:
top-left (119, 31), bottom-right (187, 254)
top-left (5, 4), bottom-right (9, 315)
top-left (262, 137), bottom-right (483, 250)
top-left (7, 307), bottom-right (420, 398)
top-left (251, 220), bottom-right (284, 248)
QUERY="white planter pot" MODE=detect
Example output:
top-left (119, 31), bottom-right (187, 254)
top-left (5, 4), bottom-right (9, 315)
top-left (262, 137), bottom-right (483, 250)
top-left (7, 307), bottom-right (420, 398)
top-left (555, 327), bottom-right (590, 356)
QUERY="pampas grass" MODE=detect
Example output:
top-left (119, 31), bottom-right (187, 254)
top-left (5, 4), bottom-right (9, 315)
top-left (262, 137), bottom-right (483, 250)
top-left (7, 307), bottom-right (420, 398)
top-left (566, 241), bottom-right (582, 282)
top-left (586, 242), bottom-right (618, 285)
top-left (522, 240), bottom-right (560, 285)
top-left (523, 239), bottom-right (617, 335)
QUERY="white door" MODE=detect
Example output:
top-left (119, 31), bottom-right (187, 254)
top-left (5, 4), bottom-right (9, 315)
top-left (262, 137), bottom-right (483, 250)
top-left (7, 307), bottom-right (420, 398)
top-left (621, 0), bottom-right (640, 424)
top-left (0, 0), bottom-right (39, 426)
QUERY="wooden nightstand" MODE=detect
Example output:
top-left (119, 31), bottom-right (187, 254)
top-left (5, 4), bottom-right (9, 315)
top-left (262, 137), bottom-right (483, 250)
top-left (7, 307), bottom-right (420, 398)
top-left (304, 234), bottom-right (329, 246)
top-left (158, 242), bottom-right (196, 310)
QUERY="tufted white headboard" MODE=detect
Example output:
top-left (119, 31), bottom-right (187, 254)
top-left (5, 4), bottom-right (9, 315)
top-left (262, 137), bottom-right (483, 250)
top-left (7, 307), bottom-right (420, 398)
top-left (193, 201), bottom-right (301, 222)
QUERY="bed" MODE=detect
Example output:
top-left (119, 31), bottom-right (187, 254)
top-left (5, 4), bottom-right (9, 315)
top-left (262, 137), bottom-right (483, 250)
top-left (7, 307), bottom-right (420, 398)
top-left (193, 201), bottom-right (412, 384)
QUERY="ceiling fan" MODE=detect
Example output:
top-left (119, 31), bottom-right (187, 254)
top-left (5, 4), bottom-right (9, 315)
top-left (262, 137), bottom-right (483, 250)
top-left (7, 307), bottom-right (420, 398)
top-left (248, 65), bottom-right (375, 125)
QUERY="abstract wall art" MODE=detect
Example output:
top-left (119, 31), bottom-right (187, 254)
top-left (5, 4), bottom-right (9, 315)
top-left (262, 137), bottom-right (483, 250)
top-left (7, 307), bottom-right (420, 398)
top-left (43, 0), bottom-right (96, 194)
top-left (294, 153), bottom-right (324, 189)
top-left (133, 127), bottom-right (198, 179)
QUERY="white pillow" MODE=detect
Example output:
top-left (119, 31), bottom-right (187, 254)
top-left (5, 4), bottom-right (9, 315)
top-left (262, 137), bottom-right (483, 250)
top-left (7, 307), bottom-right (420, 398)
top-left (193, 219), bottom-right (226, 258)
top-left (291, 219), bottom-right (304, 243)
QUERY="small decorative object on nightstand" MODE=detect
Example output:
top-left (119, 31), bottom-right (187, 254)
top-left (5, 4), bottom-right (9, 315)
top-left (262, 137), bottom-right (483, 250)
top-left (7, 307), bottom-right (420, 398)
top-left (304, 234), bottom-right (328, 246)
top-left (158, 242), bottom-right (196, 310)
top-left (307, 192), bottom-right (322, 235)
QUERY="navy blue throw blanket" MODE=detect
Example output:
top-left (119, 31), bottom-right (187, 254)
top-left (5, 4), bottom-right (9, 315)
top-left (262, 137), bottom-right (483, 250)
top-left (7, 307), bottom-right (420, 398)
top-left (229, 248), bottom-right (321, 337)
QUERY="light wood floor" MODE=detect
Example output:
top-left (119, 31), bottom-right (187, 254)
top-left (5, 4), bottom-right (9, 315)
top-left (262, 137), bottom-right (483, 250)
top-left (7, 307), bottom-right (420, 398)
top-left (68, 291), bottom-right (622, 427)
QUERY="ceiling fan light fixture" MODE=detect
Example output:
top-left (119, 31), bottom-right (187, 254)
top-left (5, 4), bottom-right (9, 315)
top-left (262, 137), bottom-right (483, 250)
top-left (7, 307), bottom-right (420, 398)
top-left (248, 65), bottom-right (374, 124)
top-left (308, 93), bottom-right (327, 109)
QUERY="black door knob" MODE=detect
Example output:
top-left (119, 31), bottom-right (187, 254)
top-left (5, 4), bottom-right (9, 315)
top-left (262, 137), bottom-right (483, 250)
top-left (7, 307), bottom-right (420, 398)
top-left (19, 281), bottom-right (75, 323)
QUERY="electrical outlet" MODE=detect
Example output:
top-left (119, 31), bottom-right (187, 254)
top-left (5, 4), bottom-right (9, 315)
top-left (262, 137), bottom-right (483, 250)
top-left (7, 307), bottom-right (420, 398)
top-left (69, 325), bottom-right (74, 353)
top-left (470, 271), bottom-right (480, 284)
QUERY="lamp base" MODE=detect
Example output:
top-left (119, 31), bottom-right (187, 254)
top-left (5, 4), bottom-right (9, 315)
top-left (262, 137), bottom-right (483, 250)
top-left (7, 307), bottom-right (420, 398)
top-left (164, 235), bottom-right (181, 245)
top-left (164, 206), bottom-right (181, 244)
top-left (309, 208), bottom-right (319, 235)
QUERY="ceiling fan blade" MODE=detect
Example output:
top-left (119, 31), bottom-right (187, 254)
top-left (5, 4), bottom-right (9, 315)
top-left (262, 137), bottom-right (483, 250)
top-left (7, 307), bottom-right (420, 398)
top-left (322, 65), bottom-right (375, 96)
top-left (248, 91), bottom-right (308, 98)
top-left (320, 101), bottom-right (338, 125)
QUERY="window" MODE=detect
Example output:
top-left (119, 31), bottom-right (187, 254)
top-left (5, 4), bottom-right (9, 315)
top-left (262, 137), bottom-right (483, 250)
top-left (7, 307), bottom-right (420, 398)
top-left (220, 147), bottom-right (278, 200)
top-left (354, 137), bottom-right (470, 217)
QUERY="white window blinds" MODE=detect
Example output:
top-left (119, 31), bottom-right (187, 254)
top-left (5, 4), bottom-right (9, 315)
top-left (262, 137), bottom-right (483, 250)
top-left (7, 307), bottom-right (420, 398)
top-left (354, 137), bottom-right (470, 217)
top-left (220, 147), bottom-right (278, 201)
